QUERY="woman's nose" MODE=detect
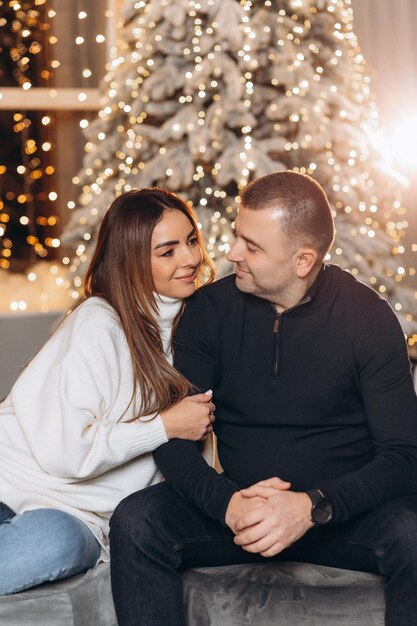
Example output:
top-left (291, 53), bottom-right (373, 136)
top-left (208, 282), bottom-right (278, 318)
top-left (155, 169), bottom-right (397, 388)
top-left (181, 245), bottom-right (201, 266)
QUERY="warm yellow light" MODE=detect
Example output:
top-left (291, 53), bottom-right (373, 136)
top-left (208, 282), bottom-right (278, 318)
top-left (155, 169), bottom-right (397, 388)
top-left (390, 112), bottom-right (417, 171)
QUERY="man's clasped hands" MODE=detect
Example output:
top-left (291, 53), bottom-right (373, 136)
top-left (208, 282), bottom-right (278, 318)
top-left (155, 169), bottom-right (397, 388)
top-left (225, 476), bottom-right (314, 558)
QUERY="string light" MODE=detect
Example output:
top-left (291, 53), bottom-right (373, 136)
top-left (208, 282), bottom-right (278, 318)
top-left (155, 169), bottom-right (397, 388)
top-left (0, 0), bottom-right (109, 312)
top-left (58, 0), bottom-right (416, 341)
top-left (0, 0), bottom-right (59, 271)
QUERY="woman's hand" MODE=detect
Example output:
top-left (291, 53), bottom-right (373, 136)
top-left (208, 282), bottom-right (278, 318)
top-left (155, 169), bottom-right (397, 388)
top-left (161, 391), bottom-right (215, 441)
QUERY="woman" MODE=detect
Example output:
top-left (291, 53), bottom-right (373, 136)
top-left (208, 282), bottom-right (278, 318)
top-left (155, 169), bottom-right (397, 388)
top-left (0, 188), bottom-right (215, 595)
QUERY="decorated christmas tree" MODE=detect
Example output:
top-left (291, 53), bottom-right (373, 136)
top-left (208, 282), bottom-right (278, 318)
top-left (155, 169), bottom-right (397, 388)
top-left (0, 1), bottom-right (59, 273)
top-left (62, 0), bottom-right (416, 339)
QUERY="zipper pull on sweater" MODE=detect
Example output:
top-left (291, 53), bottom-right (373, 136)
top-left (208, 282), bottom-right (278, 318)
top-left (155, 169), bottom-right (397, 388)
top-left (271, 296), bottom-right (311, 377)
top-left (273, 315), bottom-right (280, 376)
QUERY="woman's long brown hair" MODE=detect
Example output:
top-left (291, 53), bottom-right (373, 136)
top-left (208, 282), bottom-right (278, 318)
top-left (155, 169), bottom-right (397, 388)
top-left (84, 188), bottom-right (215, 419)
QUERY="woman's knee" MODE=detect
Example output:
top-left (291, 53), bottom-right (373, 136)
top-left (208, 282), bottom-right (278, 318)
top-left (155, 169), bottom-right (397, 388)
top-left (52, 510), bottom-right (99, 566)
top-left (23, 509), bottom-right (98, 568)
top-left (0, 508), bottom-right (99, 594)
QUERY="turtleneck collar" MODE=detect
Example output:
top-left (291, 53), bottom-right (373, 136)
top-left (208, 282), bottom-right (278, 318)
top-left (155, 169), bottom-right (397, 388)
top-left (153, 293), bottom-right (183, 328)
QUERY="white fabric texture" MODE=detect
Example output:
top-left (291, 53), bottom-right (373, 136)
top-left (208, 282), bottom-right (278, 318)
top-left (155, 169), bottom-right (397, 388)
top-left (0, 295), bottom-right (182, 558)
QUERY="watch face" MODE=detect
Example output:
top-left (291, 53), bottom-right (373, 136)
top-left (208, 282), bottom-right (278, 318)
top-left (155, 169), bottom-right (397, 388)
top-left (313, 501), bottom-right (333, 525)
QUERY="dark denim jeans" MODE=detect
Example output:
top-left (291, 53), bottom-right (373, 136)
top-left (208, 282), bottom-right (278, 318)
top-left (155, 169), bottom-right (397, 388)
top-left (0, 503), bottom-right (14, 524)
top-left (109, 482), bottom-right (417, 626)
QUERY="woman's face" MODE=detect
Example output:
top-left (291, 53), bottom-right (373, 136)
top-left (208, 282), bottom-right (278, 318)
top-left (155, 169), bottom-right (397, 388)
top-left (151, 209), bottom-right (202, 299)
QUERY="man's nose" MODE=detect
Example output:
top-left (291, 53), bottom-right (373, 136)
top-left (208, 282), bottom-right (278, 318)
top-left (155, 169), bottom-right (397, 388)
top-left (227, 239), bottom-right (242, 262)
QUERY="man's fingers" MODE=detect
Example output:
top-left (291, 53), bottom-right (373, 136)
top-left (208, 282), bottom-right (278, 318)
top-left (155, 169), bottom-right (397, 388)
top-left (260, 477), bottom-right (291, 490)
top-left (241, 539), bottom-right (284, 556)
top-left (238, 534), bottom-right (286, 556)
top-left (234, 521), bottom-right (272, 550)
top-left (240, 486), bottom-right (278, 499)
top-left (247, 477), bottom-right (291, 490)
top-left (240, 477), bottom-right (291, 499)
top-left (235, 521), bottom-right (287, 556)
top-left (260, 542), bottom-right (285, 558)
top-left (234, 507), bottom-right (265, 532)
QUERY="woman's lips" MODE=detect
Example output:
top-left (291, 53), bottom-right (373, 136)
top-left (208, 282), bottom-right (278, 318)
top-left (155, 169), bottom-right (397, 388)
top-left (175, 269), bottom-right (198, 282)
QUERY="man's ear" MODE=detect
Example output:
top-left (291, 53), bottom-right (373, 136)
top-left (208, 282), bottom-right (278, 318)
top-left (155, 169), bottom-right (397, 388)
top-left (295, 247), bottom-right (319, 278)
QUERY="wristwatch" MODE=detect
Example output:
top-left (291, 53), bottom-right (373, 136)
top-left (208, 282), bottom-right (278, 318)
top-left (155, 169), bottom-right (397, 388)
top-left (306, 488), bottom-right (333, 526)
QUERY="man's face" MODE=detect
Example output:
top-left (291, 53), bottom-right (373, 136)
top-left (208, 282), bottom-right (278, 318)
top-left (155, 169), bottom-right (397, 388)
top-left (226, 205), bottom-right (299, 307)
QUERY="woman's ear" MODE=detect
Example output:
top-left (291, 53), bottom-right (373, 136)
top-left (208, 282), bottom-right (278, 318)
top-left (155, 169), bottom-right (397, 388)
top-left (295, 247), bottom-right (319, 278)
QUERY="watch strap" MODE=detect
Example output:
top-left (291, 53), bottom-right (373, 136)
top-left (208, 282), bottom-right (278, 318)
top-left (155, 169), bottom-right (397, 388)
top-left (306, 488), bottom-right (325, 507)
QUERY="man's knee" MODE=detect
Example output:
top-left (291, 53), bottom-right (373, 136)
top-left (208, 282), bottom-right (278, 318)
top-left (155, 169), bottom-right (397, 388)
top-left (110, 482), bottom-right (186, 573)
top-left (380, 496), bottom-right (417, 567)
top-left (110, 482), bottom-right (176, 546)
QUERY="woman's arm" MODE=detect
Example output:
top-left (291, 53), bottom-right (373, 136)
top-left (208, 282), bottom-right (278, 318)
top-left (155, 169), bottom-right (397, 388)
top-left (11, 307), bottom-right (169, 479)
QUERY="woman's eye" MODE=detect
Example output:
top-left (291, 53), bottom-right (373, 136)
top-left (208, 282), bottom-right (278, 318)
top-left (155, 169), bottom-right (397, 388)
top-left (188, 236), bottom-right (199, 246)
top-left (247, 245), bottom-right (257, 253)
top-left (161, 249), bottom-right (174, 257)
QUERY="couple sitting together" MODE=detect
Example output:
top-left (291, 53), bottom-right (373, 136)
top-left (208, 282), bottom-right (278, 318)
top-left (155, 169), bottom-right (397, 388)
top-left (0, 171), bottom-right (416, 626)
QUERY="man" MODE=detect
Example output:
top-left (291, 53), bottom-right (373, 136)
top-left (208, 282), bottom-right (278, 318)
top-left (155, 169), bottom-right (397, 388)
top-left (110, 171), bottom-right (417, 626)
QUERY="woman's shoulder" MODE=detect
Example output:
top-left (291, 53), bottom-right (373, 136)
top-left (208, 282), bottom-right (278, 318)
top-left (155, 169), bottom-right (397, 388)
top-left (68, 297), bottom-right (122, 334)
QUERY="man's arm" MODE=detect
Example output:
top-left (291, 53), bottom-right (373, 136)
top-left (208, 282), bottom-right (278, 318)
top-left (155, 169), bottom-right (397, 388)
top-left (154, 438), bottom-right (239, 522)
top-left (318, 299), bottom-right (417, 522)
top-left (153, 289), bottom-right (239, 524)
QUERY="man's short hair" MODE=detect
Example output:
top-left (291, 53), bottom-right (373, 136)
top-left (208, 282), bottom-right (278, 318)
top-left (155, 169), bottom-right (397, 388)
top-left (240, 170), bottom-right (335, 261)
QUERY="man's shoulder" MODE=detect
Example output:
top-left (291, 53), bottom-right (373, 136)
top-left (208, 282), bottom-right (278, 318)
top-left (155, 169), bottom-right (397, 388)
top-left (180, 275), bottom-right (242, 329)
top-left (191, 274), bottom-right (240, 304)
top-left (326, 264), bottom-right (385, 307)
top-left (323, 264), bottom-right (402, 334)
top-left (177, 275), bottom-right (240, 336)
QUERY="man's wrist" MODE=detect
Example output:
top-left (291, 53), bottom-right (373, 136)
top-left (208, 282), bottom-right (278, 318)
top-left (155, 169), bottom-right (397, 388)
top-left (224, 490), bottom-right (241, 528)
top-left (306, 488), bottom-right (333, 526)
top-left (299, 492), bottom-right (315, 529)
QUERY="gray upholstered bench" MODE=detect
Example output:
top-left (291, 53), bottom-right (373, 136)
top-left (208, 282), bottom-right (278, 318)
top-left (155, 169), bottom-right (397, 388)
top-left (183, 562), bottom-right (385, 625)
top-left (0, 561), bottom-right (385, 625)
top-left (0, 563), bottom-right (116, 626)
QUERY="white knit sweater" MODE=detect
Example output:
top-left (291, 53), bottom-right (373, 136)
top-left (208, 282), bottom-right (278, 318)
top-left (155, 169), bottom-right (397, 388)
top-left (0, 295), bottom-right (182, 558)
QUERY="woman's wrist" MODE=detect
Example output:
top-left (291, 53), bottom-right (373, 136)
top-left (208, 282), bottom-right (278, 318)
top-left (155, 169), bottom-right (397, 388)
top-left (160, 410), bottom-right (174, 439)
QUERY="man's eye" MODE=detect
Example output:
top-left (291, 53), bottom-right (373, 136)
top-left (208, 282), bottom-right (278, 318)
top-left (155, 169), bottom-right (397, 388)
top-left (247, 245), bottom-right (257, 253)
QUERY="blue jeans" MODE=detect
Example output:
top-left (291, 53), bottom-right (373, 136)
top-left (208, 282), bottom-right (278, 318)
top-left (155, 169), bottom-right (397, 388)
top-left (0, 504), bottom-right (100, 595)
top-left (110, 482), bottom-right (417, 626)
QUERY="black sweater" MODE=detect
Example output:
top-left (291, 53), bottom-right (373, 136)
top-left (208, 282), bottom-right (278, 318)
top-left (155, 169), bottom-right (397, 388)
top-left (154, 264), bottom-right (417, 524)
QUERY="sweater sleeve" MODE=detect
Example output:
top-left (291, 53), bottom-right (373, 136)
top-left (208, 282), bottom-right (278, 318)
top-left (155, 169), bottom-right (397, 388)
top-left (153, 291), bottom-right (239, 524)
top-left (319, 300), bottom-right (417, 522)
top-left (11, 306), bottom-right (168, 479)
